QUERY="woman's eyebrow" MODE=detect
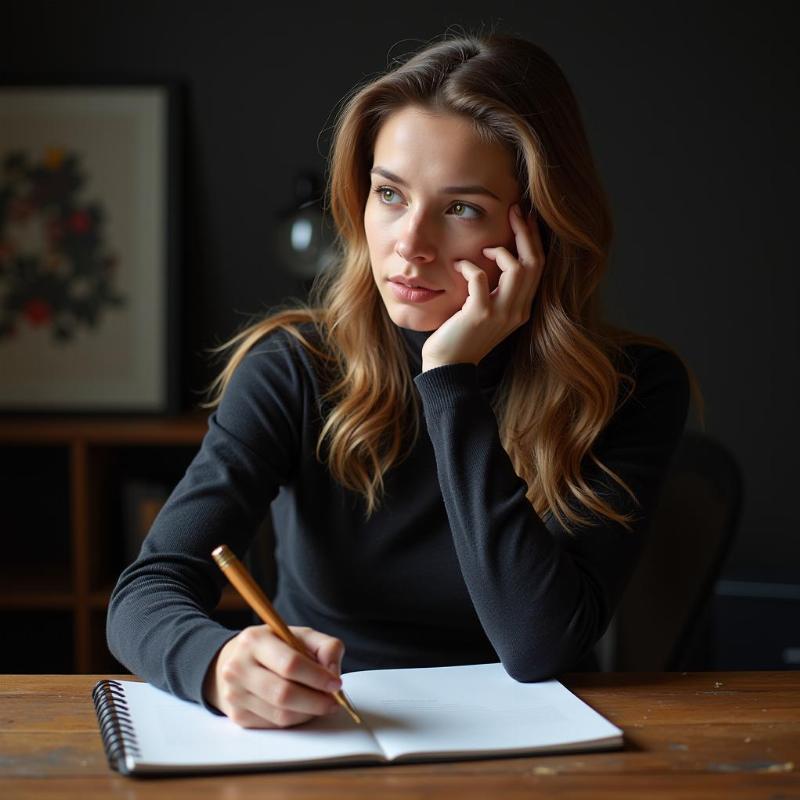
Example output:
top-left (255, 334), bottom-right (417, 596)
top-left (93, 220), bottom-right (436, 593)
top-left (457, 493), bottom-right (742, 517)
top-left (370, 166), bottom-right (501, 200)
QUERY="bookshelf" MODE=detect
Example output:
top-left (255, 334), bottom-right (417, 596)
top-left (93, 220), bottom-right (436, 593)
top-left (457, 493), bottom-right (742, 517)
top-left (0, 414), bottom-right (252, 674)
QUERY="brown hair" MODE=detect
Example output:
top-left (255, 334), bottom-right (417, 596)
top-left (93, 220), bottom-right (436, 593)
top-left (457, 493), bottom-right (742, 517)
top-left (204, 31), bottom-right (704, 530)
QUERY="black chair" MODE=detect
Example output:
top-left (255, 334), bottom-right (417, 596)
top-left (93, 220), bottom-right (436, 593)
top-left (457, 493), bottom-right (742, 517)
top-left (605, 430), bottom-right (743, 671)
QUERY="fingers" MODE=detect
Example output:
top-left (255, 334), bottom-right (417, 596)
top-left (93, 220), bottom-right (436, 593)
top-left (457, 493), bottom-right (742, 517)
top-left (487, 205), bottom-right (546, 318)
top-left (437, 202), bottom-right (545, 358)
top-left (509, 203), bottom-right (545, 269)
top-left (243, 665), bottom-right (339, 721)
top-left (476, 250), bottom-right (526, 330)
top-left (208, 625), bottom-right (346, 729)
top-left (293, 625), bottom-right (346, 678)
top-left (486, 245), bottom-right (543, 316)
top-left (225, 683), bottom-right (332, 729)
top-left (455, 260), bottom-right (491, 315)
top-left (250, 627), bottom-right (342, 693)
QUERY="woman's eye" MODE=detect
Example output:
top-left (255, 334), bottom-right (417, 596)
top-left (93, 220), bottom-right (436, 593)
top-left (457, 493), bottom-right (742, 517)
top-left (374, 186), bottom-right (401, 204)
top-left (373, 186), bottom-right (482, 220)
top-left (449, 202), bottom-right (481, 220)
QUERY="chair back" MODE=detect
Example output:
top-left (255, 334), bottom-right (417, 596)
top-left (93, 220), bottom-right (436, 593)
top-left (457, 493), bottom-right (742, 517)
top-left (613, 430), bottom-right (743, 671)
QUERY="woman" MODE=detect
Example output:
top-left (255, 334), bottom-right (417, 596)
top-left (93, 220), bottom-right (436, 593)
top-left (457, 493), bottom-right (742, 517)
top-left (107, 31), bottom-right (700, 730)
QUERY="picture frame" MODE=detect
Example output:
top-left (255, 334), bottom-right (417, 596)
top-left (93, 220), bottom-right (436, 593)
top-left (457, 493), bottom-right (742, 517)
top-left (0, 79), bottom-right (182, 413)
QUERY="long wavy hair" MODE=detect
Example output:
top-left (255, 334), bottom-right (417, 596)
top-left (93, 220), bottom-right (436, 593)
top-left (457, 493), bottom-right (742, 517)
top-left (203, 31), bottom-right (703, 532)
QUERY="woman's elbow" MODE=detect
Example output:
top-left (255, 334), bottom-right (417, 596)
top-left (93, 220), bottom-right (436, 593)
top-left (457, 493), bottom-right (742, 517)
top-left (502, 656), bottom-right (560, 683)
top-left (499, 638), bottom-right (592, 683)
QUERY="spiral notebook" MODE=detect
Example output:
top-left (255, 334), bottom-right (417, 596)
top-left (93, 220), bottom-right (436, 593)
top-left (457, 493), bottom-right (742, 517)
top-left (92, 662), bottom-right (623, 777)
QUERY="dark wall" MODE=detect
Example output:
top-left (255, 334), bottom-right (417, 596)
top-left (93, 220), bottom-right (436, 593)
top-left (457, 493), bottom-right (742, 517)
top-left (4, 3), bottom-right (798, 599)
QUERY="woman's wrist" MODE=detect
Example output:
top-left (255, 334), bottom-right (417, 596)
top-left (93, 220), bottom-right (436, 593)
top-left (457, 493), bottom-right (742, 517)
top-left (421, 359), bottom-right (475, 373)
top-left (202, 638), bottom-right (233, 713)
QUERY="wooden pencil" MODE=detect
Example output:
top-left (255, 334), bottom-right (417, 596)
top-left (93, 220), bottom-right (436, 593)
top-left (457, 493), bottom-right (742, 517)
top-left (211, 544), bottom-right (361, 725)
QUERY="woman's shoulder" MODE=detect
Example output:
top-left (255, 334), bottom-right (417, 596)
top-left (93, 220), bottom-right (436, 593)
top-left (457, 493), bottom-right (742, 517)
top-left (611, 340), bottom-right (691, 431)
top-left (236, 317), bottom-right (333, 382)
top-left (246, 318), bottom-right (326, 356)
top-left (210, 316), bottom-right (327, 403)
top-left (213, 318), bottom-right (329, 444)
top-left (618, 341), bottom-right (689, 387)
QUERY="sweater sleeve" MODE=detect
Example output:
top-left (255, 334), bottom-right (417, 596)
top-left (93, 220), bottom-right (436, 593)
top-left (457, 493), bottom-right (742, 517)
top-left (412, 346), bottom-right (690, 681)
top-left (106, 331), bottom-right (306, 708)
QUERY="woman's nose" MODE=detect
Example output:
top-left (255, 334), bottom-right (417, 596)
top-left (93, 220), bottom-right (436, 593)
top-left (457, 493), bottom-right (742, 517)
top-left (394, 215), bottom-right (436, 263)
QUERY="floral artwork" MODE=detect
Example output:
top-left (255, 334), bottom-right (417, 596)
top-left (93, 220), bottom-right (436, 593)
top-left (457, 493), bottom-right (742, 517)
top-left (0, 84), bottom-right (177, 412)
top-left (0, 149), bottom-right (125, 342)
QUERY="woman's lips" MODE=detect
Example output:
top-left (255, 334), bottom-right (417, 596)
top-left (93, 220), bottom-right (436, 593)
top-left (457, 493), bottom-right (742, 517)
top-left (388, 281), bottom-right (445, 303)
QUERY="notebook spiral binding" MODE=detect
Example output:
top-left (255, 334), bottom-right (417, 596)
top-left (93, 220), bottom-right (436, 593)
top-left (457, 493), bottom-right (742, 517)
top-left (92, 680), bottom-right (141, 774)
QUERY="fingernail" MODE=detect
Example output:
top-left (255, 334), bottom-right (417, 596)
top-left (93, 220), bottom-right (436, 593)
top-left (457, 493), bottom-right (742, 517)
top-left (327, 678), bottom-right (342, 692)
top-left (512, 204), bottom-right (522, 217)
top-left (328, 662), bottom-right (340, 678)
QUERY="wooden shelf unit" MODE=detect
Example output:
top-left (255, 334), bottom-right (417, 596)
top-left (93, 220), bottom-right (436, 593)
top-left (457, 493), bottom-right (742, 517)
top-left (0, 414), bottom-right (250, 674)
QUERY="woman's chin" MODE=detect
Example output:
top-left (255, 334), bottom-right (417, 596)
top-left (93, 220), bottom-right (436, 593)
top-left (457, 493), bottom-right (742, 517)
top-left (386, 304), bottom-right (443, 332)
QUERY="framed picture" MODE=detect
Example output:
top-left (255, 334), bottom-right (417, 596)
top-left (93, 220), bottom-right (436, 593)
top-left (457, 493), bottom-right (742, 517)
top-left (0, 80), bottom-right (181, 413)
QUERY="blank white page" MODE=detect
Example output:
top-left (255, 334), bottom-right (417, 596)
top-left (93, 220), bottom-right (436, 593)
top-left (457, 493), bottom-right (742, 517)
top-left (120, 681), bottom-right (382, 773)
top-left (342, 662), bottom-right (623, 761)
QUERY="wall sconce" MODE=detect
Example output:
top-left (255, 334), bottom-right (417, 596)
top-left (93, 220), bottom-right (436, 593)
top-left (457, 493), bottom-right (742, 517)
top-left (273, 170), bottom-right (337, 282)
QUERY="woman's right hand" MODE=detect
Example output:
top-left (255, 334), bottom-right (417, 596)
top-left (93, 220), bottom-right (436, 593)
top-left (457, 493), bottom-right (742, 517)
top-left (202, 624), bottom-right (345, 728)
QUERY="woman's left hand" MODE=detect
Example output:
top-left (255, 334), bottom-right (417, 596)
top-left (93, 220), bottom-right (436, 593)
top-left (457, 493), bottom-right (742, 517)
top-left (421, 203), bottom-right (547, 372)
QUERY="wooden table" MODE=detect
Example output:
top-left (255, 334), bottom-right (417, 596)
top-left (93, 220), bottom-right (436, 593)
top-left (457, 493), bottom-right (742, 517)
top-left (1, 672), bottom-right (798, 799)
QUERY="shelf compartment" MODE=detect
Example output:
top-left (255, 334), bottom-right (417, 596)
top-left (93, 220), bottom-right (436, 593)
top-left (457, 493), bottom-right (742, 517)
top-left (1, 444), bottom-right (71, 572)
top-left (0, 610), bottom-right (74, 672)
top-left (0, 414), bottom-right (209, 444)
top-left (0, 566), bottom-right (74, 609)
top-left (84, 443), bottom-right (203, 593)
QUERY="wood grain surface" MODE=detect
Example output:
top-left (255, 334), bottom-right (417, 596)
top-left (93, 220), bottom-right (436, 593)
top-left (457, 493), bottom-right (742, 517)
top-left (1, 671), bottom-right (798, 799)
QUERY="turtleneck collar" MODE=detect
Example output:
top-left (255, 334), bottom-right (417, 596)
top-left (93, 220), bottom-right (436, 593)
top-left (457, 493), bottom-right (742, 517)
top-left (398, 325), bottom-right (521, 396)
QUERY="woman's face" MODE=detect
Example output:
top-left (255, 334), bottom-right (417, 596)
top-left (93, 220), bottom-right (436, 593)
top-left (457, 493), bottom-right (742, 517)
top-left (364, 105), bottom-right (522, 331)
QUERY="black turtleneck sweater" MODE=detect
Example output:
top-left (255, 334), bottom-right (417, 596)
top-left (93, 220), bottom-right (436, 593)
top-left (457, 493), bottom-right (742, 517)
top-left (107, 323), bottom-right (689, 711)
